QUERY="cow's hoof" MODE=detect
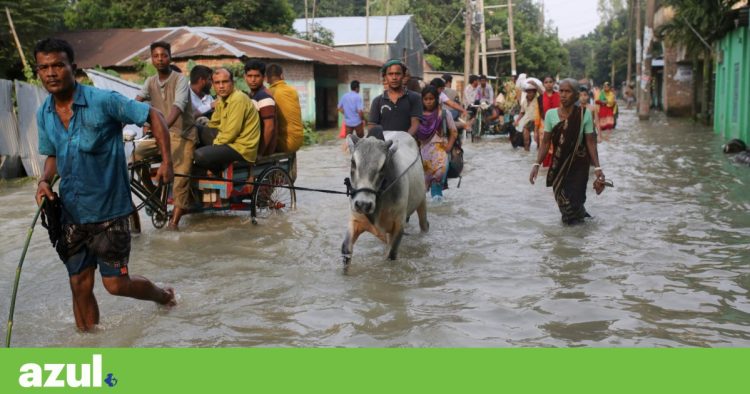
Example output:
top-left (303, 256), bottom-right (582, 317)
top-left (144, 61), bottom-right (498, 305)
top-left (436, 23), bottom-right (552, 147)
top-left (342, 255), bottom-right (351, 265)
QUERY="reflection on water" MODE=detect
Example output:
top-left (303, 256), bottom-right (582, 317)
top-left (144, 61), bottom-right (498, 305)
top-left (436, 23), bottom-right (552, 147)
top-left (1, 108), bottom-right (749, 347)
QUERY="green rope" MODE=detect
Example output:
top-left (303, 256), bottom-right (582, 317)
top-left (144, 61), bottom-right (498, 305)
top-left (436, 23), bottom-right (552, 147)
top-left (5, 175), bottom-right (58, 348)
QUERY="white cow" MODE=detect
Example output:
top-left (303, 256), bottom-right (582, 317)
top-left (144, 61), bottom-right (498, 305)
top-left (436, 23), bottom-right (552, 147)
top-left (342, 131), bottom-right (429, 264)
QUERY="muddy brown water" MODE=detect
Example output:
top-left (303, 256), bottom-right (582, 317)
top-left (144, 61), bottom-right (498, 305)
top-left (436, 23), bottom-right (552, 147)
top-left (1, 108), bottom-right (749, 347)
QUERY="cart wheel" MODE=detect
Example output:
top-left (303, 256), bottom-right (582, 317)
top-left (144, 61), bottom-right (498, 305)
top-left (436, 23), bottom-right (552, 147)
top-left (151, 211), bottom-right (168, 229)
top-left (253, 167), bottom-right (296, 219)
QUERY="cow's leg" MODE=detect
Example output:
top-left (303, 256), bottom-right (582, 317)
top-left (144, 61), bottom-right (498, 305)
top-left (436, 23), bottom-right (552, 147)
top-left (416, 199), bottom-right (429, 233)
top-left (387, 222), bottom-right (405, 260)
top-left (342, 221), bottom-right (366, 265)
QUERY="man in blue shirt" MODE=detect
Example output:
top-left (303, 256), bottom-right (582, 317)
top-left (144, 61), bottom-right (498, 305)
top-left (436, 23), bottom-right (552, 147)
top-left (337, 80), bottom-right (365, 137)
top-left (34, 38), bottom-right (176, 331)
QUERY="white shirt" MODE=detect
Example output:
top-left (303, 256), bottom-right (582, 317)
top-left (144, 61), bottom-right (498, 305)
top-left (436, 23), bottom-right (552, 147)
top-left (190, 89), bottom-right (214, 115)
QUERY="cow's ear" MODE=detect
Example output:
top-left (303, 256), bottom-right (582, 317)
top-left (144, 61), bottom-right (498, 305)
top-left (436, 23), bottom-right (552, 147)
top-left (347, 134), bottom-right (359, 153)
top-left (385, 139), bottom-right (396, 160)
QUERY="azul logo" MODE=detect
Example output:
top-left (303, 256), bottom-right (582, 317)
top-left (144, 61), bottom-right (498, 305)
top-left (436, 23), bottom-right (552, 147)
top-left (18, 354), bottom-right (117, 388)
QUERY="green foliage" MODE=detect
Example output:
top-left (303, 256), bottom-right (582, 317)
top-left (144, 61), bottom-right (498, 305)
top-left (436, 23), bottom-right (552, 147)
top-left (63, 0), bottom-right (295, 34)
top-left (291, 0), bottom-right (568, 75)
top-left (302, 121), bottom-right (318, 146)
top-left (0, 0), bottom-right (65, 79)
top-left (293, 23), bottom-right (335, 46)
top-left (488, 0), bottom-right (570, 78)
top-left (93, 65), bottom-right (121, 78)
top-left (291, 0), bottom-right (366, 18)
top-left (658, 0), bottom-right (741, 55)
top-left (564, 6), bottom-right (630, 84)
top-left (424, 54), bottom-right (443, 70)
top-left (132, 57), bottom-right (157, 84)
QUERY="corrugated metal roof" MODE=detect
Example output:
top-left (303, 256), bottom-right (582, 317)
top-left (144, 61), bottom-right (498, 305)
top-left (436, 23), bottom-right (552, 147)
top-left (54, 27), bottom-right (382, 69)
top-left (292, 15), bottom-right (412, 46)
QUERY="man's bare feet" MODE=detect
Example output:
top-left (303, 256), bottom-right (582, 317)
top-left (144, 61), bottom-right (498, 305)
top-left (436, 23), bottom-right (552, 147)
top-left (160, 287), bottom-right (177, 307)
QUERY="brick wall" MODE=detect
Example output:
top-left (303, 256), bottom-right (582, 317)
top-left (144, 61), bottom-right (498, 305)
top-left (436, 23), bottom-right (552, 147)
top-left (663, 44), bottom-right (694, 117)
top-left (337, 66), bottom-right (382, 85)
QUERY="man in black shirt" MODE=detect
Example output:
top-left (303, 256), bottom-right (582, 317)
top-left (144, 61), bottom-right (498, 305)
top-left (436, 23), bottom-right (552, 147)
top-left (368, 59), bottom-right (422, 137)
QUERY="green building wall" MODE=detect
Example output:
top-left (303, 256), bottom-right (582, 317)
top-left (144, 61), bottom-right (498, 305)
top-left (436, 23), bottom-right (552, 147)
top-left (714, 25), bottom-right (749, 143)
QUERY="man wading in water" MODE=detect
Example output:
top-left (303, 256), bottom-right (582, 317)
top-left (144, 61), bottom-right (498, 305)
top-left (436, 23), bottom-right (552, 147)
top-left (368, 59), bottom-right (422, 137)
top-left (34, 38), bottom-right (176, 331)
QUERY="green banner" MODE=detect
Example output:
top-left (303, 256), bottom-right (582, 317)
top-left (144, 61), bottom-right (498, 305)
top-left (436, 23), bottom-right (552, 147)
top-left (0, 348), bottom-right (747, 393)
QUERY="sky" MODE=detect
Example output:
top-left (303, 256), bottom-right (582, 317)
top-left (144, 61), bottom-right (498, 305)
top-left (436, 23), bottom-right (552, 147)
top-left (543, 0), bottom-right (602, 41)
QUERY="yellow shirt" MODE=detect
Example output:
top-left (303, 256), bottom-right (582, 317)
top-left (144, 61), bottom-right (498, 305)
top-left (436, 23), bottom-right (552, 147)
top-left (269, 80), bottom-right (304, 153)
top-left (208, 89), bottom-right (261, 163)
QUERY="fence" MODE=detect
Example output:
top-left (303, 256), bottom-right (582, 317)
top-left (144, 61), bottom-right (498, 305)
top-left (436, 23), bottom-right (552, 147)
top-left (0, 70), bottom-right (144, 179)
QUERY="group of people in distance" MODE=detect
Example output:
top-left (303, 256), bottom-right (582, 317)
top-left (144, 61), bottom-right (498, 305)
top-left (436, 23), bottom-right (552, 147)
top-left (131, 41), bottom-right (304, 230)
top-left (32, 37), bottom-right (306, 331)
top-left (353, 60), bottom-right (609, 224)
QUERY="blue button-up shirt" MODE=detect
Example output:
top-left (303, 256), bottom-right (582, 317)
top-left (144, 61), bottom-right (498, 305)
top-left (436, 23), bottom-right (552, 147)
top-left (37, 83), bottom-right (150, 224)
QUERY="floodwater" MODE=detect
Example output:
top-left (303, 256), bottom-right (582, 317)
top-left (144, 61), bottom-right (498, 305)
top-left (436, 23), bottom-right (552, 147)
top-left (1, 108), bottom-right (749, 347)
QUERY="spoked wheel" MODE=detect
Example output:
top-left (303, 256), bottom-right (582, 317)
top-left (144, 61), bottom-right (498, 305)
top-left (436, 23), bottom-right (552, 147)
top-left (149, 183), bottom-right (170, 229)
top-left (151, 210), bottom-right (168, 229)
top-left (252, 167), bottom-right (296, 219)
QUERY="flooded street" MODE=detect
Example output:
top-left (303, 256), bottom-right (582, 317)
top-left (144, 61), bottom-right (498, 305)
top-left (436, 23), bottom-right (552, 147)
top-left (1, 107), bottom-right (749, 347)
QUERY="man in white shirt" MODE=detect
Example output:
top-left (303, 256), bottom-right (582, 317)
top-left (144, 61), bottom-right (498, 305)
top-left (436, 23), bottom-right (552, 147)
top-left (463, 74), bottom-right (479, 107)
top-left (190, 65), bottom-right (214, 118)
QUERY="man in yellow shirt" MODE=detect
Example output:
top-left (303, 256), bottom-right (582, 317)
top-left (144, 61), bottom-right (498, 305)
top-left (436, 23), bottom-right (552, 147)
top-left (194, 68), bottom-right (261, 175)
top-left (266, 64), bottom-right (303, 153)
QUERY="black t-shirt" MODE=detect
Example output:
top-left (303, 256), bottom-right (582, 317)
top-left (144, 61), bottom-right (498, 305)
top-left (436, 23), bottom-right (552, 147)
top-left (368, 89), bottom-right (423, 132)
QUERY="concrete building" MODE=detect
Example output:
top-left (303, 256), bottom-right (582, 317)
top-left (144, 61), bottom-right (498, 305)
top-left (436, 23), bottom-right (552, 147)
top-left (714, 4), bottom-right (749, 143)
top-left (293, 15), bottom-right (426, 77)
top-left (55, 27), bottom-right (383, 128)
top-left (654, 7), bottom-right (696, 117)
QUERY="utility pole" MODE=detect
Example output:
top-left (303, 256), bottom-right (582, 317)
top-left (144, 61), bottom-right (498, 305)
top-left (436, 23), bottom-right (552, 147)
top-left (365, 0), bottom-right (370, 56)
top-left (384, 0), bottom-right (390, 60)
top-left (473, 31), bottom-right (480, 75)
top-left (464, 0), bottom-right (472, 90)
top-left (304, 0), bottom-right (309, 40)
top-left (479, 0), bottom-right (488, 75)
top-left (5, 7), bottom-right (29, 72)
top-left (311, 0), bottom-right (316, 41)
top-left (507, 0), bottom-right (517, 76)
top-left (638, 0), bottom-right (655, 120)
top-left (627, 0), bottom-right (634, 84)
top-left (635, 0), bottom-right (642, 109)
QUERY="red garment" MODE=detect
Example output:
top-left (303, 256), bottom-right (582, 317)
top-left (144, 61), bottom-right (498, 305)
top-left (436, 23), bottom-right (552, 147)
top-left (541, 91), bottom-right (560, 119)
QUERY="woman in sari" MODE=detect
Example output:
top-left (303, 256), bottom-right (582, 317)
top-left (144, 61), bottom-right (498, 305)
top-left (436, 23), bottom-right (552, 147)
top-left (417, 86), bottom-right (458, 202)
top-left (596, 81), bottom-right (617, 134)
top-left (529, 79), bottom-right (607, 225)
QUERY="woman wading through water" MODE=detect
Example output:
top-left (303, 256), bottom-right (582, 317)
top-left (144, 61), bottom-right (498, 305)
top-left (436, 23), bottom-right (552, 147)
top-left (529, 78), bottom-right (607, 224)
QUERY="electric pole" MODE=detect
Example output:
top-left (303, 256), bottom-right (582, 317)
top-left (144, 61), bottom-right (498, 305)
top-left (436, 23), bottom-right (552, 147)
top-left (626, 0), bottom-right (633, 87)
top-left (384, 0), bottom-right (390, 60)
top-left (635, 0), bottom-right (642, 108)
top-left (366, 0), bottom-right (370, 55)
top-left (508, 0), bottom-right (517, 76)
top-left (464, 0), bottom-right (472, 87)
top-left (639, 0), bottom-right (655, 120)
top-left (479, 0), bottom-right (488, 75)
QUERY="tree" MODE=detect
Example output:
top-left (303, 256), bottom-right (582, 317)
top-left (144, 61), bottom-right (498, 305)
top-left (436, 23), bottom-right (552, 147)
top-left (63, 0), bottom-right (295, 34)
top-left (293, 23), bottom-right (335, 46)
top-left (489, 0), bottom-right (570, 78)
top-left (658, 0), bottom-right (742, 123)
top-left (564, 7), bottom-right (630, 85)
top-left (0, 0), bottom-right (65, 79)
